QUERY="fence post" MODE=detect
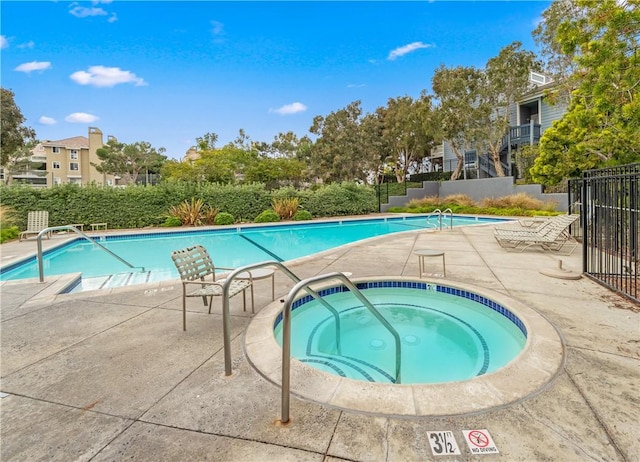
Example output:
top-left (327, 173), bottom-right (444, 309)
top-left (581, 173), bottom-right (588, 274)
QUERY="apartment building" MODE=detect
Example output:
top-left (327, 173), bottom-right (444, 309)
top-left (429, 72), bottom-right (569, 179)
top-left (9, 127), bottom-right (115, 187)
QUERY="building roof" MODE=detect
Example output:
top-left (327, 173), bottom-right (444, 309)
top-left (41, 136), bottom-right (89, 149)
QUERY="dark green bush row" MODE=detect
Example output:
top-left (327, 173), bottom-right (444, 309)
top-left (409, 172), bottom-right (451, 182)
top-left (0, 182), bottom-right (377, 230)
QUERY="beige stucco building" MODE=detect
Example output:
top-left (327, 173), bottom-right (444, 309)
top-left (10, 127), bottom-right (115, 187)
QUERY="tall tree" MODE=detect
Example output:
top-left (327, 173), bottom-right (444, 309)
top-left (1, 88), bottom-right (36, 177)
top-left (532, 0), bottom-right (584, 83)
top-left (379, 93), bottom-right (437, 182)
top-left (310, 101), bottom-right (378, 183)
top-left (195, 132), bottom-right (218, 151)
top-left (431, 65), bottom-right (487, 180)
top-left (93, 139), bottom-right (167, 185)
top-left (531, 0), bottom-right (640, 184)
top-left (482, 42), bottom-right (541, 177)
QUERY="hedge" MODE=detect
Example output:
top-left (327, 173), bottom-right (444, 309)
top-left (0, 181), bottom-right (377, 230)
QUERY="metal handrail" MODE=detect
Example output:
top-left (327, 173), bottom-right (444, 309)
top-left (278, 272), bottom-right (402, 423)
top-left (36, 225), bottom-right (143, 283)
top-left (442, 208), bottom-right (454, 229)
top-left (426, 208), bottom-right (442, 229)
top-left (220, 261), bottom-right (343, 376)
top-left (426, 208), bottom-right (453, 230)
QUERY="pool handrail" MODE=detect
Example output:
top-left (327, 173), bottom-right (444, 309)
top-left (278, 271), bottom-right (403, 424)
top-left (35, 225), bottom-right (143, 283)
top-left (220, 260), bottom-right (343, 376)
top-left (426, 208), bottom-right (454, 230)
top-left (442, 208), bottom-right (454, 229)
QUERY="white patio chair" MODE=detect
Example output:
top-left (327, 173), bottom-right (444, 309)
top-left (19, 211), bottom-right (51, 241)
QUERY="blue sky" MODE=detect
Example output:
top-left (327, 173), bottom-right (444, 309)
top-left (1, 1), bottom-right (551, 160)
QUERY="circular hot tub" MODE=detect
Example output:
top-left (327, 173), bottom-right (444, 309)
top-left (244, 277), bottom-right (564, 417)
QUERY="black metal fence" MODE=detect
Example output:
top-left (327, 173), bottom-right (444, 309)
top-left (569, 163), bottom-right (639, 302)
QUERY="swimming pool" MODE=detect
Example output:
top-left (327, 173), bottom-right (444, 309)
top-left (1, 215), bottom-right (508, 291)
top-left (272, 281), bottom-right (527, 384)
top-left (245, 277), bottom-right (565, 417)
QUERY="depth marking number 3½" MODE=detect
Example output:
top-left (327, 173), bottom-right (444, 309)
top-left (430, 431), bottom-right (457, 454)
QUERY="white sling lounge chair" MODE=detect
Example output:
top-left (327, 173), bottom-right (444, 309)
top-left (19, 211), bottom-right (51, 241)
top-left (494, 214), bottom-right (580, 255)
top-left (171, 244), bottom-right (253, 330)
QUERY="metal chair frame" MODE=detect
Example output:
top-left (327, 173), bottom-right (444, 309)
top-left (171, 245), bottom-right (253, 330)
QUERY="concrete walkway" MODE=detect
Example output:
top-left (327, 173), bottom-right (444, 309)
top-left (1, 222), bottom-right (638, 461)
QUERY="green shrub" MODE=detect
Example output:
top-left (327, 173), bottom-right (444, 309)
top-left (254, 210), bottom-right (280, 223)
top-left (0, 181), bottom-right (377, 229)
top-left (161, 216), bottom-right (183, 227)
top-left (292, 210), bottom-right (312, 221)
top-left (0, 226), bottom-right (20, 243)
top-left (299, 182), bottom-right (377, 217)
top-left (214, 212), bottom-right (235, 225)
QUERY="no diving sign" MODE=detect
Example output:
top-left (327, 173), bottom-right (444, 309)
top-left (463, 429), bottom-right (499, 454)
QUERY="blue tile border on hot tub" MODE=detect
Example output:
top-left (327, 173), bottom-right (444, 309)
top-left (275, 280), bottom-right (528, 337)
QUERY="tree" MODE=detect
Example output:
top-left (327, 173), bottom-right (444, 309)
top-left (309, 101), bottom-right (379, 183)
top-left (531, 0), bottom-right (640, 184)
top-left (160, 159), bottom-right (198, 182)
top-left (532, 0), bottom-right (584, 83)
top-left (195, 132), bottom-right (218, 151)
top-left (1, 88), bottom-right (36, 177)
top-left (378, 93), bottom-right (437, 182)
top-left (431, 65), bottom-right (487, 180)
top-left (482, 42), bottom-right (541, 177)
top-left (93, 139), bottom-right (167, 185)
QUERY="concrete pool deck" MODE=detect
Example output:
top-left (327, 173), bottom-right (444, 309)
top-left (1, 221), bottom-right (638, 461)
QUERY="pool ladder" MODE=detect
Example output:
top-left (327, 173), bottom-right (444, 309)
top-left (219, 261), bottom-right (402, 424)
top-left (35, 225), bottom-right (144, 283)
top-left (426, 208), bottom-right (453, 230)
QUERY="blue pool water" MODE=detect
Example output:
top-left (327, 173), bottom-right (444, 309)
top-left (1, 215), bottom-right (507, 289)
top-left (273, 280), bottom-right (527, 384)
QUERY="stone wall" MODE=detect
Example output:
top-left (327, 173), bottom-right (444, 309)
top-left (382, 176), bottom-right (567, 212)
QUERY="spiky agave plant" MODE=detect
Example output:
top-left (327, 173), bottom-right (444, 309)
top-left (168, 197), bottom-right (205, 226)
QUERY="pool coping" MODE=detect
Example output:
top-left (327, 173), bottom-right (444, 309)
top-left (243, 276), bottom-right (565, 418)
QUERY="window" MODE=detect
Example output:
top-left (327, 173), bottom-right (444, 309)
top-left (52, 147), bottom-right (60, 154)
top-left (52, 162), bottom-right (60, 169)
top-left (53, 177), bottom-right (62, 185)
top-left (70, 150), bottom-right (78, 160)
top-left (69, 177), bottom-right (82, 184)
top-left (69, 162), bottom-right (79, 171)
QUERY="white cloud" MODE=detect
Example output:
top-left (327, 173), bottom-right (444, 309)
top-left (270, 102), bottom-right (307, 115)
top-left (347, 83), bottom-right (366, 88)
top-left (70, 65), bottom-right (146, 87)
top-left (65, 112), bottom-right (99, 123)
top-left (14, 61), bottom-right (52, 73)
top-left (17, 41), bottom-right (35, 49)
top-left (387, 41), bottom-right (434, 60)
top-left (211, 20), bottom-right (224, 36)
top-left (69, 1), bottom-right (115, 20)
top-left (0, 35), bottom-right (8, 49)
top-left (69, 5), bottom-right (108, 18)
top-left (39, 116), bottom-right (57, 125)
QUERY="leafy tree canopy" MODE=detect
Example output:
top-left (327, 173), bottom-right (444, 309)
top-left (1, 88), bottom-right (36, 169)
top-left (531, 0), bottom-right (640, 185)
top-left (93, 138), bottom-right (167, 185)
